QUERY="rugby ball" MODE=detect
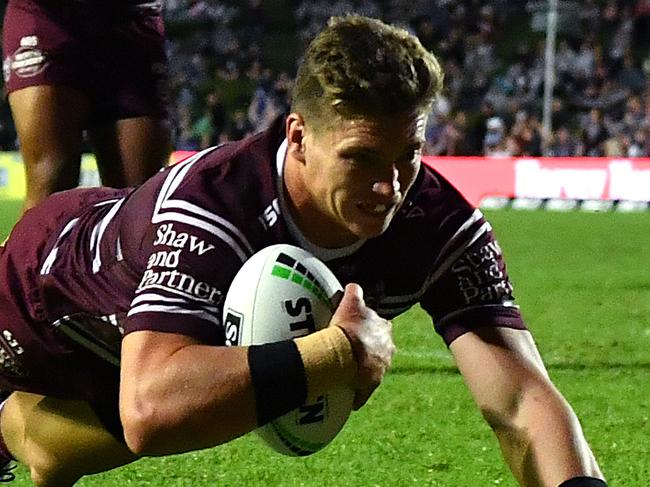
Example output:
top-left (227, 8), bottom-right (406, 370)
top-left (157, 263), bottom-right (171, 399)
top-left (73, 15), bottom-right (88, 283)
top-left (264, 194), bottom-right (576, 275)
top-left (223, 244), bottom-right (354, 456)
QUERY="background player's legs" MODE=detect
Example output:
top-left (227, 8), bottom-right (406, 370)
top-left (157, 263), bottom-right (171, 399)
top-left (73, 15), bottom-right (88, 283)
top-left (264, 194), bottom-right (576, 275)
top-left (1, 392), bottom-right (137, 487)
top-left (8, 86), bottom-right (91, 213)
top-left (89, 117), bottom-right (172, 188)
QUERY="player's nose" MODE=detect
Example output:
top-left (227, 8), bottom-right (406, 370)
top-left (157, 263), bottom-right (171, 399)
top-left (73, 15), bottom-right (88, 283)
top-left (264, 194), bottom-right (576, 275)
top-left (372, 167), bottom-right (400, 197)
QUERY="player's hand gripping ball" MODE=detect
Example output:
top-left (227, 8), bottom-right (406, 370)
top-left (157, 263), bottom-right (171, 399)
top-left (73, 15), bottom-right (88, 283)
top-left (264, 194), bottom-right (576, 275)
top-left (223, 244), bottom-right (354, 456)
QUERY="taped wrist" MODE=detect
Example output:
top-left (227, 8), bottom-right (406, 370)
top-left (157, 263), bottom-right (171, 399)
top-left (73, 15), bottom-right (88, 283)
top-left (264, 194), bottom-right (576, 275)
top-left (557, 477), bottom-right (607, 487)
top-left (248, 340), bottom-right (307, 426)
top-left (294, 326), bottom-right (356, 402)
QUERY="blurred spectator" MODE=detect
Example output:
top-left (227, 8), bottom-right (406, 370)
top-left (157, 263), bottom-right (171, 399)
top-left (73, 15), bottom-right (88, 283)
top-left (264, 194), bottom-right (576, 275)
top-left (483, 116), bottom-right (506, 156)
top-left (424, 95), bottom-right (467, 156)
top-left (603, 128), bottom-right (628, 156)
top-left (465, 100), bottom-right (496, 155)
top-left (548, 127), bottom-right (584, 157)
top-left (551, 98), bottom-right (573, 130)
top-left (617, 49), bottom-right (647, 92)
top-left (580, 108), bottom-right (609, 156)
top-left (206, 90), bottom-right (227, 144)
top-left (223, 109), bottom-right (254, 142)
top-left (248, 70), bottom-right (292, 132)
top-left (573, 40), bottom-right (598, 80)
top-left (511, 111), bottom-right (543, 156)
top-left (628, 127), bottom-right (649, 156)
top-left (192, 105), bottom-right (216, 150)
top-left (634, 0), bottom-right (650, 47)
top-left (174, 106), bottom-right (201, 151)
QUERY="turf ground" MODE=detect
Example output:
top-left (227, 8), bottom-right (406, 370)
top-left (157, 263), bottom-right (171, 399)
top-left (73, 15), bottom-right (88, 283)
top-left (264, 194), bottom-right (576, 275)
top-left (0, 200), bottom-right (648, 486)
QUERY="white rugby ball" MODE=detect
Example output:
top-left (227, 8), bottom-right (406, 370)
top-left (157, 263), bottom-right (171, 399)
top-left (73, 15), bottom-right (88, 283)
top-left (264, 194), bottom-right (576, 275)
top-left (223, 244), bottom-right (354, 456)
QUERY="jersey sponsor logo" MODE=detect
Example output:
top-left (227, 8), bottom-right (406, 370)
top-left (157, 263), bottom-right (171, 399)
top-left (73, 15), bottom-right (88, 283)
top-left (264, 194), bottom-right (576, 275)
top-left (451, 240), bottom-right (515, 304)
top-left (147, 249), bottom-right (181, 269)
top-left (137, 268), bottom-right (222, 303)
top-left (151, 149), bottom-right (254, 263)
top-left (9, 46), bottom-right (47, 78)
top-left (259, 198), bottom-right (281, 230)
top-left (153, 223), bottom-right (216, 255)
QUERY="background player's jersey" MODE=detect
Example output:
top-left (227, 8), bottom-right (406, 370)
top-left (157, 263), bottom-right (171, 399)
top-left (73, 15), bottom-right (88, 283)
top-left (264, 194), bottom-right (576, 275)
top-left (8, 117), bottom-right (525, 366)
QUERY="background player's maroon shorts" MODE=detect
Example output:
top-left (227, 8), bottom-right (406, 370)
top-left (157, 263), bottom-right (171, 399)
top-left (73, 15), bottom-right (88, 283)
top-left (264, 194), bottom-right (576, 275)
top-left (2, 0), bottom-right (168, 124)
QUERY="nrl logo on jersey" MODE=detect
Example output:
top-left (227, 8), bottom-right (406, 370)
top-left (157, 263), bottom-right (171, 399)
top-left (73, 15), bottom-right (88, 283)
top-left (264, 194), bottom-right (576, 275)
top-left (153, 223), bottom-right (216, 255)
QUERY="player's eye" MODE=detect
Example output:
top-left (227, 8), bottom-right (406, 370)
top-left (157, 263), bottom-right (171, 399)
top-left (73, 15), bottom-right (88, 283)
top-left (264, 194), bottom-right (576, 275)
top-left (342, 154), bottom-right (373, 169)
top-left (399, 149), bottom-right (421, 166)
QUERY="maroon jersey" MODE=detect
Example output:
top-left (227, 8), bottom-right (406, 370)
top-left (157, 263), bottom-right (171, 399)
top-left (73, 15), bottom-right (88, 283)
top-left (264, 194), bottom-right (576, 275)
top-left (2, 0), bottom-right (167, 123)
top-left (0, 117), bottom-right (525, 430)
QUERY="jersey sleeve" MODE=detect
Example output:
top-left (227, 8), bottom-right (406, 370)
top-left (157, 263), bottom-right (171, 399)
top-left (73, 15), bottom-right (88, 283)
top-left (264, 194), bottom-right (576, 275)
top-left (420, 209), bottom-right (527, 346)
top-left (122, 156), bottom-right (255, 345)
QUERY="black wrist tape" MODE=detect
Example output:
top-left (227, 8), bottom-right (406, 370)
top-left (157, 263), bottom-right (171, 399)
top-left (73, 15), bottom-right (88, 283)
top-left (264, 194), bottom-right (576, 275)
top-left (558, 477), bottom-right (607, 487)
top-left (248, 340), bottom-right (307, 426)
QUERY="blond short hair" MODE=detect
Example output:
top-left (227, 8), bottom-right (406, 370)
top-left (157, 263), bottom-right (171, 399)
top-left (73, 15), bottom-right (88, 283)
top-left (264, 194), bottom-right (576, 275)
top-left (291, 15), bottom-right (444, 127)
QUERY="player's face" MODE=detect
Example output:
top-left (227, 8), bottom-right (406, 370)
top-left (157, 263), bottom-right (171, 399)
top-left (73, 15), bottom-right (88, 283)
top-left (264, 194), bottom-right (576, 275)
top-left (292, 110), bottom-right (427, 247)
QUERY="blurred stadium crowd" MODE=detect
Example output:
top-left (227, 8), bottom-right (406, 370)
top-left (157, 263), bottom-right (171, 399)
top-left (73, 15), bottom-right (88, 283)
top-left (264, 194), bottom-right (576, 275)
top-left (1, 0), bottom-right (649, 157)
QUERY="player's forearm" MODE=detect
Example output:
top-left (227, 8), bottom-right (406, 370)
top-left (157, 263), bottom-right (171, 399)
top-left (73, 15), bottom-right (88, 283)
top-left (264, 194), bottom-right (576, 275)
top-left (120, 344), bottom-right (259, 456)
top-left (491, 384), bottom-right (603, 487)
top-left (119, 328), bottom-right (356, 456)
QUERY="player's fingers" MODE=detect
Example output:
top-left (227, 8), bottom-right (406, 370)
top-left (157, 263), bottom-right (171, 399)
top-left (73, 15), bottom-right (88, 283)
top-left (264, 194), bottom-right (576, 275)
top-left (330, 284), bottom-right (367, 325)
top-left (339, 283), bottom-right (364, 309)
top-left (352, 351), bottom-right (392, 410)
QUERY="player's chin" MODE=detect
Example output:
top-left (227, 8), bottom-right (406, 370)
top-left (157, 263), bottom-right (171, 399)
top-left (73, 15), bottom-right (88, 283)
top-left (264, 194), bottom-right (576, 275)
top-left (349, 211), bottom-right (395, 239)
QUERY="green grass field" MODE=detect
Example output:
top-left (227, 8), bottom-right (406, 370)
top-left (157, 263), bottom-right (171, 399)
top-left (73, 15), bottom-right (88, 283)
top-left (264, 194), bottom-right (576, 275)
top-left (0, 201), bottom-right (648, 486)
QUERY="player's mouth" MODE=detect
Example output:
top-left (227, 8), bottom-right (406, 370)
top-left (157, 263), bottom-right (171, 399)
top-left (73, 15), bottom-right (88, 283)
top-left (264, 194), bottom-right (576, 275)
top-left (357, 202), bottom-right (395, 216)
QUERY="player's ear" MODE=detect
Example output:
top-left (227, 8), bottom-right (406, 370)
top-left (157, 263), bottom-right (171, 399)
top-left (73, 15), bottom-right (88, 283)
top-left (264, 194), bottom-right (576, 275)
top-left (286, 113), bottom-right (307, 163)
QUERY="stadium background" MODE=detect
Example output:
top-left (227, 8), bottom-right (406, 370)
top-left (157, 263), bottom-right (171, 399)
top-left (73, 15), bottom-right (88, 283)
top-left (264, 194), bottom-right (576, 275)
top-left (0, 0), bottom-right (649, 159)
top-left (0, 1), bottom-right (649, 486)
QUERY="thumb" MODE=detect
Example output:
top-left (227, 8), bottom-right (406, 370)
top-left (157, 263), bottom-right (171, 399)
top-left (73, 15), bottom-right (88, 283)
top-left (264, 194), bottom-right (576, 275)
top-left (336, 283), bottom-right (365, 312)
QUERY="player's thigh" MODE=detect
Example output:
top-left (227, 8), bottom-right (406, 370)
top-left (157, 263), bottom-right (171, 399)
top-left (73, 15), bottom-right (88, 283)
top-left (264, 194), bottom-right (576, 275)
top-left (89, 117), bottom-right (171, 187)
top-left (1, 392), bottom-right (136, 481)
top-left (9, 86), bottom-right (91, 210)
top-left (8, 86), bottom-right (90, 164)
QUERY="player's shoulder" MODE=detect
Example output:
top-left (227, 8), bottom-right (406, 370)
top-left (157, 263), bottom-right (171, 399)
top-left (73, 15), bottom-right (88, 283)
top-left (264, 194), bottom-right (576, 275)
top-left (119, 120), bottom-right (285, 261)
top-left (158, 122), bottom-right (282, 211)
top-left (373, 160), bottom-right (489, 269)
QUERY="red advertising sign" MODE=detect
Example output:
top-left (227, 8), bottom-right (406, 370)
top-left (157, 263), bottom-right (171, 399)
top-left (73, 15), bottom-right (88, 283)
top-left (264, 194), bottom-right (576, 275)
top-left (424, 157), bottom-right (650, 206)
